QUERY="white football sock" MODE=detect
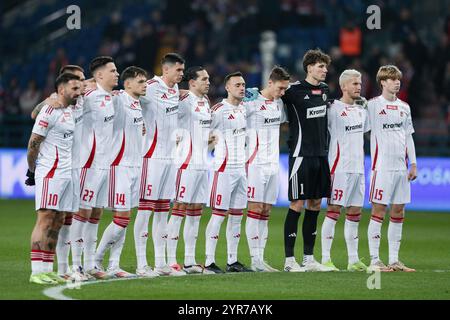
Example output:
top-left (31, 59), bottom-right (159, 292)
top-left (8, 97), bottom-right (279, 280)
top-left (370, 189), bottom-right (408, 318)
top-left (245, 211), bottom-right (261, 264)
top-left (108, 227), bottom-right (127, 270)
top-left (259, 217), bottom-right (269, 261)
top-left (56, 223), bottom-right (71, 275)
top-left (167, 210), bottom-right (185, 266)
top-left (321, 214), bottom-right (338, 263)
top-left (226, 210), bottom-right (243, 265)
top-left (84, 218), bottom-right (99, 271)
top-left (43, 251), bottom-right (55, 272)
top-left (368, 216), bottom-right (383, 264)
top-left (152, 207), bottom-right (169, 268)
top-left (96, 218), bottom-right (128, 266)
top-left (205, 211), bottom-right (225, 266)
top-left (70, 214), bottom-right (87, 268)
top-left (184, 210), bottom-right (201, 266)
top-left (388, 217), bottom-right (404, 265)
top-left (344, 217), bottom-right (360, 264)
top-left (134, 210), bottom-right (152, 269)
top-left (31, 250), bottom-right (43, 275)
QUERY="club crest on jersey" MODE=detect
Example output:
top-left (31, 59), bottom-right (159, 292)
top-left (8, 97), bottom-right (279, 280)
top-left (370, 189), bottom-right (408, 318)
top-left (168, 88), bottom-right (176, 95)
top-left (322, 93), bottom-right (327, 101)
top-left (386, 105), bottom-right (398, 110)
top-left (379, 109), bottom-right (387, 115)
top-left (400, 111), bottom-right (404, 117)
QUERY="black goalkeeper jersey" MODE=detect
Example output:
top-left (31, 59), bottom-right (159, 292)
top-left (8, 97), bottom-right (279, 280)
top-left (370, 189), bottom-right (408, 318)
top-left (282, 80), bottom-right (330, 157)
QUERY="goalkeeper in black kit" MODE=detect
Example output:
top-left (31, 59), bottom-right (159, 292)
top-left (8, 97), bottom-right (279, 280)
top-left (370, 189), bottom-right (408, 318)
top-left (281, 49), bottom-right (335, 272)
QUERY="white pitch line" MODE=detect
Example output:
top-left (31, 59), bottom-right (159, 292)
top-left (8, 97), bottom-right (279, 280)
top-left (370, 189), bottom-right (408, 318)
top-left (43, 270), bottom-right (450, 300)
top-left (42, 277), bottom-right (143, 300)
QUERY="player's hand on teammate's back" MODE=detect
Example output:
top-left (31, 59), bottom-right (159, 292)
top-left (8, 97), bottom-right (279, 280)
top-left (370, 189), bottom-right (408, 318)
top-left (25, 169), bottom-right (35, 186)
top-left (408, 164), bottom-right (417, 181)
top-left (355, 97), bottom-right (368, 109)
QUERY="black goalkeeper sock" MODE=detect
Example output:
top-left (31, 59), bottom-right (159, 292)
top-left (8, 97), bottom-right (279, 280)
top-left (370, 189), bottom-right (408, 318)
top-left (284, 208), bottom-right (302, 257)
top-left (303, 209), bottom-right (320, 255)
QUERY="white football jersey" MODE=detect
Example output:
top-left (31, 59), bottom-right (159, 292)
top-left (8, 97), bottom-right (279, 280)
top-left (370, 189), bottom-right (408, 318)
top-left (175, 91), bottom-right (211, 170)
top-left (367, 95), bottom-right (415, 171)
top-left (79, 84), bottom-right (115, 170)
top-left (110, 90), bottom-right (144, 167)
top-left (71, 95), bottom-right (84, 169)
top-left (328, 100), bottom-right (369, 174)
top-left (32, 105), bottom-right (75, 177)
top-left (210, 99), bottom-right (246, 171)
top-left (245, 90), bottom-right (285, 171)
top-left (140, 76), bottom-right (179, 160)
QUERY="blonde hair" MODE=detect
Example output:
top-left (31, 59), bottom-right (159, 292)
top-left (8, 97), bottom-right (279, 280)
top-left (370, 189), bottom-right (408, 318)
top-left (376, 65), bottom-right (402, 87)
top-left (339, 69), bottom-right (361, 88)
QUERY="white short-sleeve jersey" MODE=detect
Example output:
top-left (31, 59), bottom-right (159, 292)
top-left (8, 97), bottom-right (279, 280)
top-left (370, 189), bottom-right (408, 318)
top-left (367, 95), bottom-right (414, 171)
top-left (80, 84), bottom-right (115, 170)
top-left (32, 105), bottom-right (75, 178)
top-left (110, 90), bottom-right (145, 167)
top-left (328, 100), bottom-right (369, 174)
top-left (140, 76), bottom-right (179, 160)
top-left (210, 99), bottom-right (246, 171)
top-left (175, 91), bottom-right (211, 170)
top-left (244, 89), bottom-right (283, 171)
top-left (71, 95), bottom-right (84, 169)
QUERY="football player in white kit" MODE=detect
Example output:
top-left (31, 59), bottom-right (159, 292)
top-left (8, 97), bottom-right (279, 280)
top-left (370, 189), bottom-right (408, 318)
top-left (320, 69), bottom-right (369, 272)
top-left (94, 66), bottom-right (150, 278)
top-left (30, 65), bottom-right (89, 281)
top-left (76, 56), bottom-right (119, 279)
top-left (204, 72), bottom-right (253, 274)
top-left (166, 66), bottom-right (215, 274)
top-left (27, 73), bottom-right (81, 284)
top-left (243, 66), bottom-right (290, 272)
top-left (366, 65), bottom-right (417, 272)
top-left (134, 53), bottom-right (186, 276)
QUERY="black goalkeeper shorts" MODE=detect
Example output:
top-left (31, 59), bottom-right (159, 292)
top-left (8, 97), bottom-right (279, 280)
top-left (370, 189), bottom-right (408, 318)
top-left (288, 156), bottom-right (331, 201)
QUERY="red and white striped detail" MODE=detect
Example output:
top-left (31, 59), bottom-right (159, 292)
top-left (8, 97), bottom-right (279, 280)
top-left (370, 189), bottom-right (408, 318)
top-left (138, 199), bottom-right (155, 211)
top-left (44, 106), bottom-right (54, 114)
top-left (326, 210), bottom-right (340, 221)
top-left (346, 213), bottom-right (361, 222)
top-left (83, 132), bottom-right (96, 169)
top-left (211, 103), bottom-right (224, 112)
top-left (246, 134), bottom-right (259, 174)
top-left (146, 79), bottom-right (158, 85)
top-left (247, 210), bottom-right (262, 220)
top-left (108, 166), bottom-right (116, 208)
top-left (369, 171), bottom-right (378, 202)
top-left (229, 209), bottom-right (243, 216)
top-left (64, 215), bottom-right (73, 225)
top-left (113, 216), bottom-right (130, 228)
top-left (212, 209), bottom-right (227, 217)
top-left (42, 251), bottom-right (55, 263)
top-left (186, 208), bottom-right (202, 216)
top-left (179, 92), bottom-right (190, 101)
top-left (171, 208), bottom-right (186, 217)
top-left (154, 200), bottom-right (170, 213)
top-left (30, 250), bottom-right (43, 261)
top-left (111, 131), bottom-right (126, 166)
top-left (73, 214), bottom-right (88, 223)
top-left (88, 217), bottom-right (100, 224)
top-left (371, 215), bottom-right (383, 223)
top-left (84, 89), bottom-right (97, 97)
top-left (175, 169), bottom-right (184, 201)
top-left (330, 142), bottom-right (340, 175)
top-left (390, 216), bottom-right (404, 223)
top-left (40, 178), bottom-right (49, 209)
top-left (371, 138), bottom-right (379, 171)
top-left (210, 171), bottom-right (220, 208)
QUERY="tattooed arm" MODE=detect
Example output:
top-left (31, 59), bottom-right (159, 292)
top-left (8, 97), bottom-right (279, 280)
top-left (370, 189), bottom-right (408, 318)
top-left (27, 133), bottom-right (45, 172)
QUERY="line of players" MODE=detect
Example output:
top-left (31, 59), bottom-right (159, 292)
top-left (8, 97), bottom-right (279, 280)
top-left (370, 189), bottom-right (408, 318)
top-left (27, 50), bottom-right (417, 284)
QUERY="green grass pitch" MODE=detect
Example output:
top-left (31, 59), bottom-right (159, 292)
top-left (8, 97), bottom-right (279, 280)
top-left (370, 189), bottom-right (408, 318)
top-left (0, 199), bottom-right (449, 300)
